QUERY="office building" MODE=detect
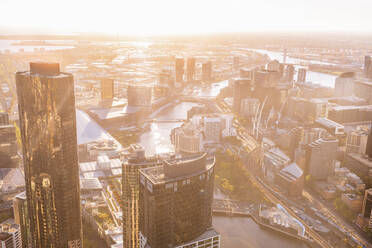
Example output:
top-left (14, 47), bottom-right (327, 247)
top-left (365, 55), bottom-right (371, 78)
top-left (276, 162), bottom-right (304, 197)
top-left (175, 58), bottom-right (184, 83)
top-left (240, 68), bottom-right (252, 79)
top-left (285, 65), bottom-right (295, 82)
top-left (127, 84), bottom-right (152, 108)
top-left (240, 98), bottom-right (260, 118)
top-left (297, 68), bottom-right (307, 82)
top-left (307, 137), bottom-right (338, 180)
top-left (204, 117), bottom-right (221, 143)
top-left (233, 78), bottom-right (252, 113)
top-left (186, 57), bottom-right (196, 82)
top-left (202, 61), bottom-right (212, 82)
top-left (334, 72), bottom-right (355, 97)
top-left (362, 189), bottom-right (372, 225)
top-left (0, 223), bottom-right (22, 248)
top-left (328, 105), bottom-right (372, 124)
top-left (346, 128), bottom-right (369, 154)
top-left (0, 112), bottom-right (9, 126)
top-left (233, 56), bottom-right (239, 71)
top-left (13, 192), bottom-right (31, 248)
top-left (122, 144), bottom-right (162, 248)
top-left (101, 78), bottom-right (114, 100)
top-left (139, 153), bottom-right (218, 248)
top-left (171, 123), bottom-right (203, 154)
top-left (254, 70), bottom-right (280, 88)
top-left (266, 60), bottom-right (280, 72)
top-left (16, 62), bottom-right (82, 247)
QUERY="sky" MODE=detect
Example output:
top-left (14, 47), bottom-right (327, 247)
top-left (1, 0), bottom-right (372, 35)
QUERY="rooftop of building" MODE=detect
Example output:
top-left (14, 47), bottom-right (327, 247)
top-left (140, 153), bottom-right (214, 185)
top-left (80, 178), bottom-right (103, 191)
top-left (346, 153), bottom-right (372, 168)
top-left (177, 228), bottom-right (220, 247)
top-left (315, 117), bottom-right (344, 128)
top-left (279, 162), bottom-right (303, 181)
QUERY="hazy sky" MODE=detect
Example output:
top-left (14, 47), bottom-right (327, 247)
top-left (1, 0), bottom-right (372, 35)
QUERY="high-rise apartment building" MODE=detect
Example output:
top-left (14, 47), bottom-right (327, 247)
top-left (365, 55), bottom-right (371, 78)
top-left (101, 78), bottom-right (114, 100)
top-left (202, 61), bottom-right (212, 82)
top-left (13, 192), bottom-right (31, 248)
top-left (297, 68), bottom-right (307, 82)
top-left (204, 117), bottom-right (221, 143)
top-left (233, 78), bottom-right (252, 113)
top-left (334, 72), bottom-right (355, 97)
top-left (0, 112), bottom-right (9, 126)
top-left (307, 137), bottom-right (338, 180)
top-left (175, 58), bottom-right (184, 83)
top-left (285, 64), bottom-right (294, 82)
top-left (361, 188), bottom-right (372, 227)
top-left (186, 58), bottom-right (196, 82)
top-left (171, 123), bottom-right (203, 154)
top-left (16, 62), bottom-right (82, 248)
top-left (122, 144), bottom-right (162, 248)
top-left (139, 153), bottom-right (218, 248)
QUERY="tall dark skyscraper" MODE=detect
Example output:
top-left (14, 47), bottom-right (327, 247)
top-left (16, 62), bottom-right (82, 248)
top-left (139, 153), bottom-right (219, 248)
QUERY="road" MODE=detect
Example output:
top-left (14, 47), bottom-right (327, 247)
top-left (303, 190), bottom-right (372, 248)
top-left (247, 173), bottom-right (332, 248)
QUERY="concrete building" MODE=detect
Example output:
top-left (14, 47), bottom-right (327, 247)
top-left (276, 162), bottom-right (304, 197)
top-left (288, 97), bottom-right (328, 122)
top-left (16, 62), bottom-right (82, 248)
top-left (220, 114), bottom-right (237, 138)
top-left (171, 123), bottom-right (203, 154)
top-left (285, 65), bottom-right (295, 82)
top-left (346, 128), bottom-right (369, 154)
top-left (101, 78), bottom-right (114, 100)
top-left (307, 137), bottom-right (338, 180)
top-left (328, 105), bottom-right (372, 124)
top-left (263, 147), bottom-right (291, 183)
top-left (266, 60), bottom-right (280, 72)
top-left (175, 58), bottom-right (184, 83)
top-left (240, 98), bottom-right (260, 118)
top-left (202, 61), bottom-right (212, 82)
top-left (334, 72), bottom-right (355, 97)
top-left (233, 78), bottom-right (252, 113)
top-left (127, 84), bottom-right (152, 109)
top-left (0, 222), bottom-right (22, 248)
top-left (0, 112), bottom-right (9, 126)
top-left (344, 153), bottom-right (372, 188)
top-left (365, 55), bottom-right (372, 78)
top-left (204, 117), bottom-right (221, 143)
top-left (186, 57), bottom-right (196, 82)
top-left (13, 192), bottom-right (31, 248)
top-left (139, 154), bottom-right (218, 248)
top-left (297, 68), bottom-right (307, 83)
top-left (361, 189), bottom-right (372, 227)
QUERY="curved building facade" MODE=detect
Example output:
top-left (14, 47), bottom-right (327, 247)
top-left (139, 153), bottom-right (215, 248)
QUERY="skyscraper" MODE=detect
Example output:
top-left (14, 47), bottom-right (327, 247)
top-left (186, 57), bottom-right (196, 82)
top-left (101, 78), bottom-right (114, 100)
top-left (139, 153), bottom-right (218, 248)
top-left (16, 62), bottom-right (82, 248)
top-left (297, 68), bottom-right (307, 82)
top-left (175, 58), bottom-right (184, 83)
top-left (202, 61), bottom-right (212, 82)
top-left (122, 144), bottom-right (162, 248)
top-left (365, 55), bottom-right (371, 78)
top-left (13, 192), bottom-right (31, 248)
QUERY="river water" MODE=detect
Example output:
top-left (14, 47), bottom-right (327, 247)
top-left (0, 40), bottom-right (74, 53)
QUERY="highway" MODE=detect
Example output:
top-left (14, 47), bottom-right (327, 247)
top-left (303, 190), bottom-right (372, 248)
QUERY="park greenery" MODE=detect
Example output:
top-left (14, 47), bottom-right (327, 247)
top-left (214, 149), bottom-right (265, 203)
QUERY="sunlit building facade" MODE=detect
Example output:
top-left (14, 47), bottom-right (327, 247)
top-left (16, 62), bottom-right (82, 248)
top-left (139, 153), bottom-right (217, 248)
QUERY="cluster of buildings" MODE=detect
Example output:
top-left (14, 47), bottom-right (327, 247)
top-left (171, 113), bottom-right (236, 154)
top-left (175, 57), bottom-right (213, 84)
top-left (6, 62), bottom-right (219, 248)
